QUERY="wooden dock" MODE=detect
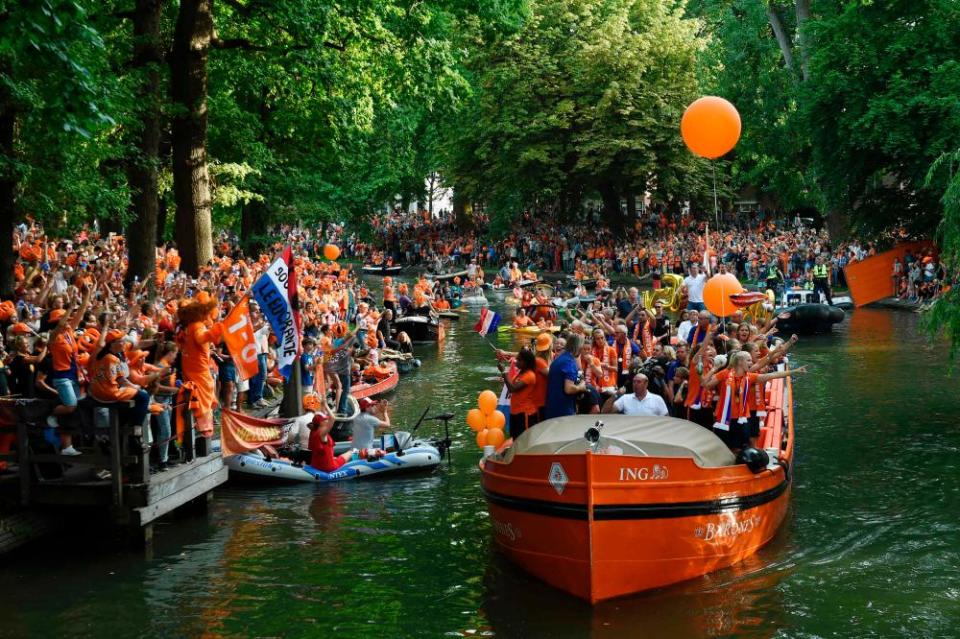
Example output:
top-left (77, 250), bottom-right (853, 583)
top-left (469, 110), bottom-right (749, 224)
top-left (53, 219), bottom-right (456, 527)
top-left (0, 394), bottom-right (228, 548)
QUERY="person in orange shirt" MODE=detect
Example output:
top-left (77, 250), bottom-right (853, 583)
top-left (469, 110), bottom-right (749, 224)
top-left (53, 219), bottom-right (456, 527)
top-left (497, 349), bottom-right (539, 439)
top-left (89, 330), bottom-right (155, 428)
top-left (175, 293), bottom-right (224, 438)
top-left (512, 308), bottom-right (533, 328)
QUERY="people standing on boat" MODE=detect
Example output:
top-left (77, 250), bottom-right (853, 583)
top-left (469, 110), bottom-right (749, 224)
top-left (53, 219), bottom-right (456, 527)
top-left (545, 334), bottom-right (587, 419)
top-left (812, 255), bottom-right (833, 305)
top-left (498, 348), bottom-right (540, 439)
top-left (601, 373), bottom-right (669, 416)
top-left (701, 351), bottom-right (806, 450)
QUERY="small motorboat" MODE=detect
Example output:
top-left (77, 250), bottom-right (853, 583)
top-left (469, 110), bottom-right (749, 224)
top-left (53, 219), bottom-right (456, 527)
top-left (226, 432), bottom-right (443, 482)
top-left (481, 378), bottom-right (794, 603)
top-left (437, 310), bottom-right (461, 320)
top-left (394, 314), bottom-right (441, 342)
top-left (431, 269), bottom-right (469, 281)
top-left (461, 288), bottom-right (489, 306)
top-left (362, 263), bottom-right (402, 275)
top-left (775, 289), bottom-right (846, 334)
top-left (566, 277), bottom-right (597, 290)
top-left (352, 361), bottom-right (400, 399)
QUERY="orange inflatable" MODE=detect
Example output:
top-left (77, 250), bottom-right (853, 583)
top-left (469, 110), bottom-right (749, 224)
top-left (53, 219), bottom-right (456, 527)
top-left (681, 96), bottom-right (741, 159)
top-left (324, 244), bottom-right (340, 261)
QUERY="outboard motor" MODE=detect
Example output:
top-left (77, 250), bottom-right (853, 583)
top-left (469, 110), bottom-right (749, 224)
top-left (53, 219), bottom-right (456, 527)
top-left (736, 447), bottom-right (770, 473)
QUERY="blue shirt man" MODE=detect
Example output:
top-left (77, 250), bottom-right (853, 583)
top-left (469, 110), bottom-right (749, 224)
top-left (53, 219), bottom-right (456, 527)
top-left (545, 335), bottom-right (586, 419)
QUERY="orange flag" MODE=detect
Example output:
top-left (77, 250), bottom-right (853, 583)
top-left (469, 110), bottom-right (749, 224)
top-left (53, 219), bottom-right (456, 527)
top-left (223, 297), bottom-right (260, 381)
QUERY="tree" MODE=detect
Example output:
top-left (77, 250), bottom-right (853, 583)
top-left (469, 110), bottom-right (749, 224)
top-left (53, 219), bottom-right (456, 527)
top-left (443, 0), bottom-right (708, 232)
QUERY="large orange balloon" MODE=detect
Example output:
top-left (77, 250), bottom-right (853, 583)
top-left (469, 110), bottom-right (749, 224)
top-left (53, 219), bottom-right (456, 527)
top-left (484, 410), bottom-right (506, 430)
top-left (478, 390), bottom-right (498, 416)
top-left (681, 97), bottom-right (741, 159)
top-left (485, 428), bottom-right (506, 448)
top-left (324, 244), bottom-right (340, 261)
top-left (466, 408), bottom-right (485, 432)
top-left (476, 428), bottom-right (489, 449)
top-left (703, 273), bottom-right (744, 318)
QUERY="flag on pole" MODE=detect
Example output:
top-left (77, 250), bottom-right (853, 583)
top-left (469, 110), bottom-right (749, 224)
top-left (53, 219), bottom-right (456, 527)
top-left (251, 248), bottom-right (300, 379)
top-left (222, 296), bottom-right (259, 381)
top-left (473, 308), bottom-right (501, 336)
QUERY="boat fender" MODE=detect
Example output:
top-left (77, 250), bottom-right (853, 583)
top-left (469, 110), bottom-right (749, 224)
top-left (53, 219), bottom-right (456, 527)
top-left (736, 447), bottom-right (770, 473)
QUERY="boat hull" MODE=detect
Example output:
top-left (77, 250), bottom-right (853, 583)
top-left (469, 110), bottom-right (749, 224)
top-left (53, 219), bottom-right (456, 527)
top-left (362, 264), bottom-right (402, 274)
top-left (394, 315), bottom-right (441, 342)
top-left (483, 463), bottom-right (790, 602)
top-left (352, 362), bottom-right (399, 399)
top-left (481, 378), bottom-right (795, 603)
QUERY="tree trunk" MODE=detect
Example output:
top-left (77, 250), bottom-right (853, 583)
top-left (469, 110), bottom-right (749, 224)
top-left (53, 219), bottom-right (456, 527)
top-left (452, 190), bottom-right (472, 231)
top-left (240, 198), bottom-right (267, 250)
top-left (599, 183), bottom-right (626, 233)
top-left (171, 0), bottom-right (214, 275)
top-left (795, 0), bottom-right (811, 82)
top-left (766, 6), bottom-right (797, 77)
top-left (125, 0), bottom-right (164, 286)
top-left (625, 188), bottom-right (637, 221)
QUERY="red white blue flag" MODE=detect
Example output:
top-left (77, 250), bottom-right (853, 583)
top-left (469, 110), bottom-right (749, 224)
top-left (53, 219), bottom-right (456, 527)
top-left (473, 308), bottom-right (501, 336)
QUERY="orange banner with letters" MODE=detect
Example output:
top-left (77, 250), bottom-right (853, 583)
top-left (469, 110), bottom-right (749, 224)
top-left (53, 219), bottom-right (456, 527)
top-left (222, 297), bottom-right (260, 381)
top-left (220, 409), bottom-right (287, 457)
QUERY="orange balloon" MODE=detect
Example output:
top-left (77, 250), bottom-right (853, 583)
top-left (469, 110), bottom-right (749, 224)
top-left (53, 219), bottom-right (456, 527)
top-left (324, 244), bottom-right (340, 261)
top-left (466, 408), bottom-right (486, 432)
top-left (476, 428), bottom-right (489, 449)
top-left (478, 390), bottom-right (498, 416)
top-left (484, 410), bottom-right (506, 430)
top-left (703, 273), bottom-right (744, 318)
top-left (681, 96), bottom-right (741, 159)
top-left (485, 428), bottom-right (506, 448)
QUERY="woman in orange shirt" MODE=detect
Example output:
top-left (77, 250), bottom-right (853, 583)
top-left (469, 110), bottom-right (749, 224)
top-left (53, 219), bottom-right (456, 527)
top-left (498, 349), bottom-right (539, 440)
top-left (89, 330), bottom-right (153, 427)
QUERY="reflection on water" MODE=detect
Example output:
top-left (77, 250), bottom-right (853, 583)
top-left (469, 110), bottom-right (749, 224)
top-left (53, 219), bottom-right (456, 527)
top-left (0, 296), bottom-right (958, 638)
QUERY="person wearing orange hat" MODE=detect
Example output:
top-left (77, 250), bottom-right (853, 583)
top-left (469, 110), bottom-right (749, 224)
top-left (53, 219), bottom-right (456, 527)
top-left (89, 329), bottom-right (158, 431)
top-left (175, 292), bottom-right (224, 438)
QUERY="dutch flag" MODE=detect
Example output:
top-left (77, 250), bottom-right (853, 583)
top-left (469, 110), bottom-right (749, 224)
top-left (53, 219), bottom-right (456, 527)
top-left (473, 308), bottom-right (501, 336)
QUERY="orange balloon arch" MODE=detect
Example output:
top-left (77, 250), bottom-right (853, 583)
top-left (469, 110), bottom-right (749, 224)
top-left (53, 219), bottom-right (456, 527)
top-left (681, 96), bottom-right (741, 159)
top-left (703, 273), bottom-right (744, 318)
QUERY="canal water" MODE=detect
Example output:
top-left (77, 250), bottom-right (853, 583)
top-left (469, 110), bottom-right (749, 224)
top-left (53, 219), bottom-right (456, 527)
top-left (1, 294), bottom-right (958, 638)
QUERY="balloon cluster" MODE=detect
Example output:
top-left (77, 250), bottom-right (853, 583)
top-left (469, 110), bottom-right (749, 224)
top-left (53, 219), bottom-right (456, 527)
top-left (467, 390), bottom-right (506, 449)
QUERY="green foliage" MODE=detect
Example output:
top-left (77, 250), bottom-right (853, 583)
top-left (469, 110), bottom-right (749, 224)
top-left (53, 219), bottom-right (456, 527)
top-left (0, 0), bottom-right (128, 230)
top-left (443, 0), bottom-right (709, 230)
top-left (924, 149), bottom-right (960, 358)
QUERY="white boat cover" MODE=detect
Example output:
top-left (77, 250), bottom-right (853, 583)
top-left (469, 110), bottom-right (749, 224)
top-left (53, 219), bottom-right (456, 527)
top-left (506, 415), bottom-right (736, 468)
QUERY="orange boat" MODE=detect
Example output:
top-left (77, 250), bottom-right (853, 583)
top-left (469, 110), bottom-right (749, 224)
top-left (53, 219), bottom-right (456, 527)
top-left (480, 378), bottom-right (794, 603)
top-left (351, 361), bottom-right (399, 399)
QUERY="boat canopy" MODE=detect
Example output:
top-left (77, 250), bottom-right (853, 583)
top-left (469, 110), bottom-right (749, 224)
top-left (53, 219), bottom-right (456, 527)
top-left (506, 415), bottom-right (736, 468)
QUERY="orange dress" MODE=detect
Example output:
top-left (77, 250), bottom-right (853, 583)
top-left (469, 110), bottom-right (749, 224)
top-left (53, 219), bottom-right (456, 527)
top-left (178, 321), bottom-right (224, 437)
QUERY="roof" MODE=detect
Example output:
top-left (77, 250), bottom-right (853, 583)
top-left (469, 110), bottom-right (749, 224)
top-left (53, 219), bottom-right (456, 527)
top-left (505, 415), bottom-right (736, 468)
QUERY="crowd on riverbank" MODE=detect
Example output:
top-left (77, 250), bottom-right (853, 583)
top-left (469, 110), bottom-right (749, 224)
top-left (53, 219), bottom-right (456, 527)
top-left (348, 208), bottom-right (907, 290)
top-left (0, 223), bottom-right (409, 469)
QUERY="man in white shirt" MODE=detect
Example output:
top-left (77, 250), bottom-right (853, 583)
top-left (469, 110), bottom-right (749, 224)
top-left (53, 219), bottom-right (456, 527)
top-left (601, 373), bottom-right (669, 416)
top-left (676, 309), bottom-right (698, 345)
top-left (682, 263), bottom-right (707, 311)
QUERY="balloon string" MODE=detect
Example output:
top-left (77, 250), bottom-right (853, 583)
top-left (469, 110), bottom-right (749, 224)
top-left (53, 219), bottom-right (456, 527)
top-left (712, 162), bottom-right (719, 229)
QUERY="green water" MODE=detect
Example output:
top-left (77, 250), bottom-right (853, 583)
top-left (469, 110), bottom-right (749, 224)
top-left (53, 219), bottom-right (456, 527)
top-left (2, 297), bottom-right (959, 638)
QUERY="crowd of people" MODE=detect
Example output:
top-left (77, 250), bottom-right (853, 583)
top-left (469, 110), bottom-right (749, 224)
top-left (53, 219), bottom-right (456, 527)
top-left (0, 223), bottom-right (411, 473)
top-left (494, 292), bottom-right (804, 452)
